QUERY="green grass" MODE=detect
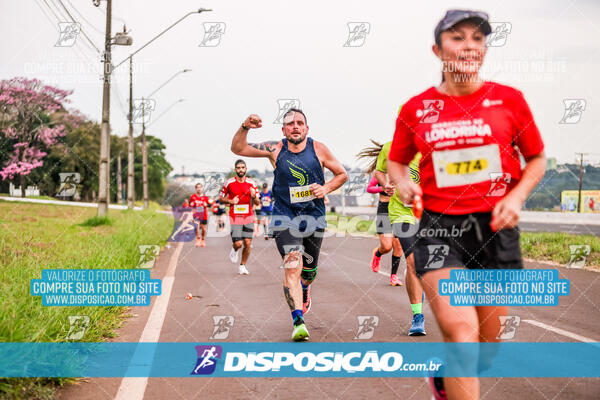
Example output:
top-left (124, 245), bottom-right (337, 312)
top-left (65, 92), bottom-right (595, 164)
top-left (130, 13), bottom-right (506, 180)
top-left (326, 212), bottom-right (600, 267)
top-left (520, 232), bottom-right (600, 267)
top-left (79, 216), bottom-right (112, 227)
top-left (326, 212), bottom-right (376, 235)
top-left (0, 201), bottom-right (173, 398)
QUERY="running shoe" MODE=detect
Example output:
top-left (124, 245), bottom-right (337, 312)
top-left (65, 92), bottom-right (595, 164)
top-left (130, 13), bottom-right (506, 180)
top-left (238, 264), bottom-right (249, 275)
top-left (200, 239), bottom-right (206, 247)
top-left (229, 247), bottom-right (240, 263)
top-left (390, 274), bottom-right (403, 286)
top-left (426, 359), bottom-right (446, 400)
top-left (409, 313), bottom-right (426, 336)
top-left (370, 247), bottom-right (381, 273)
top-left (302, 285), bottom-right (312, 315)
top-left (292, 320), bottom-right (310, 342)
top-left (195, 238), bottom-right (202, 248)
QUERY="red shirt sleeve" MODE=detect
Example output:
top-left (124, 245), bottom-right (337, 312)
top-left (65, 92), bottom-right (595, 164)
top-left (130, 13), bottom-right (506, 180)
top-left (389, 104), bottom-right (418, 165)
top-left (512, 90), bottom-right (544, 159)
top-left (219, 182), bottom-right (228, 198)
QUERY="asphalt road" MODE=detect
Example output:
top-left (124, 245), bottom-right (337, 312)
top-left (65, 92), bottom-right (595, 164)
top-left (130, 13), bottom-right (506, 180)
top-left (58, 231), bottom-right (600, 400)
top-left (520, 221), bottom-right (600, 236)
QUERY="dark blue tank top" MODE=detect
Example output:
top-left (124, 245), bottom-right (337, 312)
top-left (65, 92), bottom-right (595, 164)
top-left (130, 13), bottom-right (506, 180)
top-left (271, 138), bottom-right (326, 232)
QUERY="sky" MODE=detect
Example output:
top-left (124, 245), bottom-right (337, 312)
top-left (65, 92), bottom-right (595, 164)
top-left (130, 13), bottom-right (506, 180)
top-left (2, 0), bottom-right (600, 174)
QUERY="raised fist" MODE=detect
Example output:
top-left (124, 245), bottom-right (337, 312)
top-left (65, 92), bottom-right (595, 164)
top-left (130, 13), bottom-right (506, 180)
top-left (244, 114), bottom-right (262, 129)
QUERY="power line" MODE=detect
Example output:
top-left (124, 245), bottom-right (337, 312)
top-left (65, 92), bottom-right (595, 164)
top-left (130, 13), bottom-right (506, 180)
top-left (40, 0), bottom-right (63, 22)
top-left (65, 0), bottom-right (104, 35)
top-left (54, 0), bottom-right (102, 54)
top-left (34, 0), bottom-right (59, 32)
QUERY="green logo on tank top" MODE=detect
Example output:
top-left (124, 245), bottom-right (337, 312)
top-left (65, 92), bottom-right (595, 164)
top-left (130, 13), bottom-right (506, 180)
top-left (286, 160), bottom-right (308, 185)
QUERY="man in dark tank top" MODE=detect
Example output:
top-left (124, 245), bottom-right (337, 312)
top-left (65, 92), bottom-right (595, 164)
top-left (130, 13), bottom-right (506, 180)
top-left (231, 108), bottom-right (347, 341)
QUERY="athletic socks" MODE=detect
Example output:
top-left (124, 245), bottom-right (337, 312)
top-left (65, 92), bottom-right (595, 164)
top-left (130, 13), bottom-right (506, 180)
top-left (291, 309), bottom-right (304, 325)
top-left (411, 302), bottom-right (423, 315)
top-left (375, 250), bottom-right (383, 258)
top-left (391, 255), bottom-right (400, 275)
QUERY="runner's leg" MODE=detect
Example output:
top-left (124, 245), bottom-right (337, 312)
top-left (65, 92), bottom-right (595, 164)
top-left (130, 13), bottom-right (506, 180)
top-left (241, 237), bottom-right (252, 265)
top-left (421, 268), bottom-right (480, 400)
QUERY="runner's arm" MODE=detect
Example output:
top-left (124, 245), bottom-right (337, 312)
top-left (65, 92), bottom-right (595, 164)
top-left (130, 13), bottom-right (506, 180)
top-left (491, 151), bottom-right (546, 230)
top-left (315, 142), bottom-right (347, 195)
top-left (218, 185), bottom-right (233, 205)
top-left (231, 114), bottom-right (281, 160)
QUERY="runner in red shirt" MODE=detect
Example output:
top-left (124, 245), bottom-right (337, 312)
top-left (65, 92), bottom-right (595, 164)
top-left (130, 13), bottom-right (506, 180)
top-left (387, 10), bottom-right (546, 400)
top-left (219, 159), bottom-right (260, 275)
top-left (189, 183), bottom-right (210, 248)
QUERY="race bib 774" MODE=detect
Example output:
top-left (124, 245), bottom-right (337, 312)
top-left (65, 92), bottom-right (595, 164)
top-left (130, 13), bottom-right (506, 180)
top-left (432, 144), bottom-right (501, 188)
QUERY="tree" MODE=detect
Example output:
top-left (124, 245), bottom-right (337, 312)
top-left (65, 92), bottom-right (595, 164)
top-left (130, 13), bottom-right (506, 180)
top-left (0, 78), bottom-right (75, 196)
top-left (134, 135), bottom-right (172, 202)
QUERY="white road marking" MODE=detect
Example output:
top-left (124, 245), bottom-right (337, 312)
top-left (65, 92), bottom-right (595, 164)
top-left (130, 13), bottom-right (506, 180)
top-left (114, 241), bottom-right (184, 400)
top-left (523, 319), bottom-right (597, 343)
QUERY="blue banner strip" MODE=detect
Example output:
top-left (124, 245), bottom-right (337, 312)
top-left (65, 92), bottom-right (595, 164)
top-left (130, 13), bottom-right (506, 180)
top-left (0, 342), bottom-right (598, 377)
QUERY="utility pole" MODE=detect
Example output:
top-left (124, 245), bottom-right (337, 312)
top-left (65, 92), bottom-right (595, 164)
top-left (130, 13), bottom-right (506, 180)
top-left (117, 152), bottom-right (122, 204)
top-left (142, 97), bottom-right (149, 209)
top-left (114, 10), bottom-right (210, 210)
top-left (97, 0), bottom-right (112, 217)
top-left (576, 153), bottom-right (587, 213)
top-left (127, 57), bottom-right (135, 209)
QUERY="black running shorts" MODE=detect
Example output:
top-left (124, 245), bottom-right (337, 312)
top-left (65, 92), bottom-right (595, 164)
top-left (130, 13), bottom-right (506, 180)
top-left (375, 201), bottom-right (393, 235)
top-left (273, 228), bottom-right (324, 269)
top-left (413, 210), bottom-right (523, 277)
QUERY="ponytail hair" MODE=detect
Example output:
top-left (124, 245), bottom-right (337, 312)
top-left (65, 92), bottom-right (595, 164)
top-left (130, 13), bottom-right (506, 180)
top-left (356, 139), bottom-right (384, 174)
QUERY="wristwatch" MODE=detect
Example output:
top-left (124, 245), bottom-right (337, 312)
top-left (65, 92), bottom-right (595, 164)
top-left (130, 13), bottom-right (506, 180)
top-left (241, 124), bottom-right (249, 131)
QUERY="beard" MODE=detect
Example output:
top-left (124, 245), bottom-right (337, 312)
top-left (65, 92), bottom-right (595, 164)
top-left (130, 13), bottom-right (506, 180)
top-left (288, 134), bottom-right (305, 145)
top-left (236, 171), bottom-right (246, 178)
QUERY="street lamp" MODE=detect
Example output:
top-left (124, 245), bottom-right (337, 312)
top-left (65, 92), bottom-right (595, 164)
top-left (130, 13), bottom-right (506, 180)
top-left (141, 70), bottom-right (191, 209)
top-left (98, 8), bottom-right (211, 213)
top-left (97, 0), bottom-right (132, 217)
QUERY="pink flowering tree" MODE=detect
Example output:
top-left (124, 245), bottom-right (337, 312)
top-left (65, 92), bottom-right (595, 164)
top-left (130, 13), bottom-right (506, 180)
top-left (0, 77), bottom-right (74, 197)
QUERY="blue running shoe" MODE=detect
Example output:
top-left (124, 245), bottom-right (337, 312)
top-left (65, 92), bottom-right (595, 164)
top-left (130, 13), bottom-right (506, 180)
top-left (409, 313), bottom-right (426, 336)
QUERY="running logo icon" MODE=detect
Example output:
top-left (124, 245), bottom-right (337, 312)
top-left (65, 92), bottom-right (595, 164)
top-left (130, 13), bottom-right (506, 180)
top-left (282, 245), bottom-right (314, 266)
top-left (425, 245), bottom-right (449, 269)
top-left (496, 315), bottom-right (520, 340)
top-left (169, 207), bottom-right (197, 242)
top-left (343, 22), bottom-right (370, 47)
top-left (137, 245), bottom-right (160, 269)
top-left (199, 22), bottom-right (226, 47)
top-left (55, 22), bottom-right (81, 47)
top-left (66, 315), bottom-right (90, 340)
top-left (559, 99), bottom-right (586, 124)
top-left (344, 173), bottom-right (369, 196)
top-left (487, 172), bottom-right (511, 197)
top-left (210, 316), bottom-right (234, 339)
top-left (417, 100), bottom-right (444, 123)
top-left (202, 173), bottom-right (226, 197)
top-left (354, 315), bottom-right (379, 339)
top-left (567, 245), bottom-right (590, 269)
top-left (57, 172), bottom-right (80, 197)
top-left (191, 345), bottom-right (222, 375)
top-left (132, 99), bottom-right (156, 124)
top-left (486, 22), bottom-right (512, 47)
top-left (274, 99), bottom-right (301, 124)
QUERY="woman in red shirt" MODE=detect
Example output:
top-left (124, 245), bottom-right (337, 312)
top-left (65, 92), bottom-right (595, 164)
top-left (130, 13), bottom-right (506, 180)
top-left (388, 10), bottom-right (546, 400)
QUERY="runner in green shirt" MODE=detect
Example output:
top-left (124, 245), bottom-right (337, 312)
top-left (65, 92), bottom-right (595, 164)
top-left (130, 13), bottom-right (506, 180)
top-left (373, 141), bottom-right (426, 336)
